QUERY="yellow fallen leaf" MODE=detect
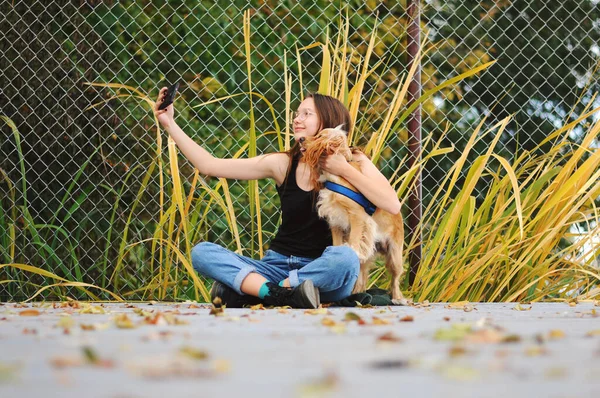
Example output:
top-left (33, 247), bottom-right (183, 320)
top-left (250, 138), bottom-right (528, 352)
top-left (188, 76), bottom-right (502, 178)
top-left (372, 316), bottom-right (391, 325)
top-left (79, 305), bottom-right (106, 314)
top-left (304, 308), bottom-right (328, 315)
top-left (446, 301), bottom-right (470, 309)
top-left (249, 304), bottom-right (265, 310)
top-left (585, 330), bottom-right (600, 337)
top-left (329, 325), bottom-right (347, 335)
top-left (441, 365), bottom-right (479, 381)
top-left (79, 323), bottom-right (110, 331)
top-left (213, 359), bottom-right (231, 373)
top-left (548, 329), bottom-right (565, 340)
top-left (179, 346), bottom-right (209, 360)
top-left (321, 317), bottom-right (336, 327)
top-left (133, 308), bottom-right (154, 317)
top-left (513, 303), bottom-right (532, 311)
top-left (298, 370), bottom-right (338, 397)
top-left (56, 317), bottom-right (75, 329)
top-left (114, 314), bottom-right (136, 329)
top-left (545, 367), bottom-right (567, 379)
top-left (525, 346), bottom-right (547, 356)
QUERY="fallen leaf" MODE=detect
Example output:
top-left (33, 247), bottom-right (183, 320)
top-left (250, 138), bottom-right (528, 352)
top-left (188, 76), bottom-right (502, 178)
top-left (82, 346), bottom-right (114, 368)
top-left (344, 312), bottom-right (362, 322)
top-left (434, 323), bottom-right (472, 341)
top-left (133, 308), bottom-right (154, 317)
top-left (50, 356), bottom-right (82, 368)
top-left (443, 317), bottom-right (451, 322)
top-left (79, 305), bottom-right (106, 314)
top-left (525, 346), bottom-right (548, 356)
top-left (545, 367), bottom-right (567, 379)
top-left (441, 365), bottom-right (479, 381)
top-left (370, 359), bottom-right (409, 369)
top-left (585, 330), bottom-right (600, 337)
top-left (179, 346), bottom-right (209, 360)
top-left (304, 308), bottom-right (328, 315)
top-left (377, 332), bottom-right (403, 343)
top-left (19, 309), bottom-right (40, 316)
top-left (209, 306), bottom-right (226, 317)
top-left (448, 345), bottom-right (468, 357)
top-left (372, 316), bottom-right (391, 325)
top-left (298, 370), bottom-right (338, 397)
top-left (56, 317), bottom-right (75, 330)
top-left (445, 301), bottom-right (470, 309)
top-left (0, 362), bottom-right (20, 382)
top-left (501, 334), bottom-right (522, 343)
top-left (214, 359), bottom-right (231, 373)
top-left (513, 303), bottom-right (532, 311)
top-left (22, 328), bottom-right (37, 335)
top-left (464, 329), bottom-right (504, 344)
top-left (188, 304), bottom-right (201, 309)
top-left (114, 314), bottom-right (136, 329)
top-left (127, 358), bottom-right (218, 379)
top-left (548, 329), bottom-right (566, 340)
top-left (400, 315), bottom-right (414, 322)
top-left (250, 304), bottom-right (265, 310)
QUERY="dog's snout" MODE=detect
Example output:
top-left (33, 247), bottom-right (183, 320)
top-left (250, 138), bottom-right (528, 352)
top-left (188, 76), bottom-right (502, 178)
top-left (298, 137), bottom-right (306, 144)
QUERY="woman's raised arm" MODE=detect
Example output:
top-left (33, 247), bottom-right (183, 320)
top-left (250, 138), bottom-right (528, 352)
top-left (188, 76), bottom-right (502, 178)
top-left (154, 87), bottom-right (288, 183)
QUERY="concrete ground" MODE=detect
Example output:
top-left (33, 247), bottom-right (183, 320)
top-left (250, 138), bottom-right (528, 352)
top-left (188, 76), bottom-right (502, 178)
top-left (0, 301), bottom-right (599, 398)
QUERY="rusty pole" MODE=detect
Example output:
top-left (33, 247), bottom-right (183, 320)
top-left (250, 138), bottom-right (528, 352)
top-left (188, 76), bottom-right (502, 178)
top-left (407, 0), bottom-right (422, 286)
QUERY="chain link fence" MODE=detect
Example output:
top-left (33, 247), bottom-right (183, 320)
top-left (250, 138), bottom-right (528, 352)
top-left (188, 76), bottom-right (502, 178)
top-left (1, 0), bottom-right (599, 301)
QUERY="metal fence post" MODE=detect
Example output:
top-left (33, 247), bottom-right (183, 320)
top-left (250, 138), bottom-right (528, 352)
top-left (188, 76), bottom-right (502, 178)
top-left (407, 0), bottom-right (422, 287)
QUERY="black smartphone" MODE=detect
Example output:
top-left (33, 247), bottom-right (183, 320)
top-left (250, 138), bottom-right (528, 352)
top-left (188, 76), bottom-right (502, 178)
top-left (158, 82), bottom-right (179, 110)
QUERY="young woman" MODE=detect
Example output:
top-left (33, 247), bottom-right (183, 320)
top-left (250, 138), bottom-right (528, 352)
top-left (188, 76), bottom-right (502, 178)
top-left (154, 89), bottom-right (401, 308)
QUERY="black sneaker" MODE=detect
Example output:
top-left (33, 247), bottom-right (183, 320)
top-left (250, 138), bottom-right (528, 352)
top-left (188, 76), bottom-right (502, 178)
top-left (210, 281), bottom-right (262, 308)
top-left (262, 280), bottom-right (320, 309)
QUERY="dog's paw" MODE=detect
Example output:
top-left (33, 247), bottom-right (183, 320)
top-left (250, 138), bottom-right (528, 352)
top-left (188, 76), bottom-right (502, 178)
top-left (391, 298), bottom-right (411, 306)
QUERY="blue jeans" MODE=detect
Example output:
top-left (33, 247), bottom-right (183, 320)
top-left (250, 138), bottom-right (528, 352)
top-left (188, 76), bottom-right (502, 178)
top-left (191, 242), bottom-right (360, 302)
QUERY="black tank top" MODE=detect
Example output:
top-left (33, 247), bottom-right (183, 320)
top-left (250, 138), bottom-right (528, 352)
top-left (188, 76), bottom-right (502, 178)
top-left (269, 154), bottom-right (332, 258)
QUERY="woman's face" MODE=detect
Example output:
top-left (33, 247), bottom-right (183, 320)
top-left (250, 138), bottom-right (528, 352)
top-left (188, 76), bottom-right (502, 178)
top-left (292, 97), bottom-right (320, 140)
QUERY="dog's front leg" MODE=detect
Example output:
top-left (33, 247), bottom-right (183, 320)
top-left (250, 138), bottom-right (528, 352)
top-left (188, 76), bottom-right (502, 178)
top-left (352, 257), bottom-right (373, 294)
top-left (331, 226), bottom-right (345, 246)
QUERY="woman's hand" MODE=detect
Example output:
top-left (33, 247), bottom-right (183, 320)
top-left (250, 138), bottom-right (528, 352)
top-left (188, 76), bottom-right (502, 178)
top-left (154, 87), bottom-right (175, 129)
top-left (319, 153), bottom-right (351, 177)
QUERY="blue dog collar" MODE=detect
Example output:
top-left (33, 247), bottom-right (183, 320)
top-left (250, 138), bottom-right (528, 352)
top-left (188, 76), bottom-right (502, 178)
top-left (323, 181), bottom-right (377, 216)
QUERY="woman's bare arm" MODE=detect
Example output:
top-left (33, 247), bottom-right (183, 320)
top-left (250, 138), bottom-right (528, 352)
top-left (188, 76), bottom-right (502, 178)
top-left (154, 87), bottom-right (288, 184)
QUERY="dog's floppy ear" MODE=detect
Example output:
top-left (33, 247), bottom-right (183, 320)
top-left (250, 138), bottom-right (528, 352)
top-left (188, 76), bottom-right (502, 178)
top-left (334, 124), bottom-right (346, 132)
